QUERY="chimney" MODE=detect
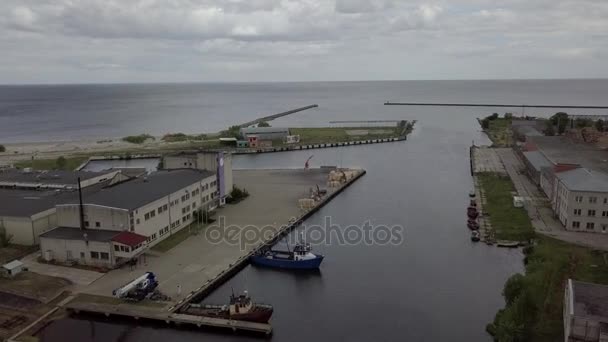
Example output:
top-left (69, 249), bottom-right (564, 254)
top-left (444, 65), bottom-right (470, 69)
top-left (78, 177), bottom-right (85, 231)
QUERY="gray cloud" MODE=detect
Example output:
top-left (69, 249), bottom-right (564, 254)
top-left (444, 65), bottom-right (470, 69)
top-left (0, 0), bottom-right (607, 83)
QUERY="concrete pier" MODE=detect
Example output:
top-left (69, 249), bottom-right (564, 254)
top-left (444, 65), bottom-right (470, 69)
top-left (239, 105), bottom-right (318, 128)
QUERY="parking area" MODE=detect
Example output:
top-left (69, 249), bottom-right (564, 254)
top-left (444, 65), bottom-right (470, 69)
top-left (473, 146), bottom-right (507, 174)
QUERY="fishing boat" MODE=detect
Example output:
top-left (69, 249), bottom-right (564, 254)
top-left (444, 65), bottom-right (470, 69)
top-left (251, 235), bottom-right (324, 270)
top-left (467, 220), bottom-right (479, 230)
top-left (467, 206), bottom-right (479, 219)
top-left (182, 290), bottom-right (273, 323)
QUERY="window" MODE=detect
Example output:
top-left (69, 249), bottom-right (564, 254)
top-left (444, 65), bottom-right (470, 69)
top-left (114, 245), bottom-right (119, 251)
top-left (163, 204), bottom-right (168, 211)
top-left (604, 198), bottom-right (608, 204)
top-left (136, 218), bottom-right (140, 224)
top-left (100, 252), bottom-right (110, 260)
top-left (574, 209), bottom-right (582, 216)
top-left (150, 210), bottom-right (155, 218)
top-left (182, 195), bottom-right (186, 202)
top-left (590, 196), bottom-right (598, 204)
top-left (588, 210), bottom-right (596, 217)
top-left (575, 196), bottom-right (583, 203)
top-left (85, 221), bottom-right (90, 227)
top-left (90, 251), bottom-right (100, 259)
top-left (158, 206), bottom-right (163, 214)
top-left (603, 211), bottom-right (608, 217)
top-left (145, 213), bottom-right (150, 220)
top-left (603, 225), bottom-right (607, 232)
top-left (164, 227), bottom-right (169, 233)
top-left (572, 221), bottom-right (581, 228)
top-left (192, 201), bottom-right (196, 208)
top-left (95, 221), bottom-right (100, 227)
top-left (159, 228), bottom-right (165, 236)
top-left (586, 222), bottom-right (595, 230)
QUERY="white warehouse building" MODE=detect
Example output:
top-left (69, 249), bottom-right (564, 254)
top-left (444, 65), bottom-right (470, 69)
top-left (40, 169), bottom-right (218, 267)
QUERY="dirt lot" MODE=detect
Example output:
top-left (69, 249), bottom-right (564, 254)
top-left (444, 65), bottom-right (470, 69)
top-left (0, 245), bottom-right (37, 265)
top-left (0, 272), bottom-right (70, 303)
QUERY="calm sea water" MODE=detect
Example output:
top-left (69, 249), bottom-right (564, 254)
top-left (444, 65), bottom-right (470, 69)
top-left (1, 79), bottom-right (608, 142)
top-left (21, 79), bottom-right (608, 341)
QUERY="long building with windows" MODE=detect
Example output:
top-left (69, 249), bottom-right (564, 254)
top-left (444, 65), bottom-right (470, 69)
top-left (39, 169), bottom-right (218, 267)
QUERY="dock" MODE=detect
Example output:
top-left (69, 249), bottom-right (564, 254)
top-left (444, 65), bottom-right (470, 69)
top-left (62, 300), bottom-right (272, 335)
top-left (384, 102), bottom-right (608, 109)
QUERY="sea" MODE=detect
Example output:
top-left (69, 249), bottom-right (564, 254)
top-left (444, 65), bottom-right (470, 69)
top-left (2, 79), bottom-right (607, 341)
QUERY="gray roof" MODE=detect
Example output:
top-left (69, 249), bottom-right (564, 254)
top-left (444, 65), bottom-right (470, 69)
top-left (40, 227), bottom-right (118, 242)
top-left (523, 151), bottom-right (553, 172)
top-left (0, 169), bottom-right (111, 187)
top-left (556, 168), bottom-right (608, 192)
top-left (80, 169), bottom-right (215, 210)
top-left (0, 188), bottom-right (78, 217)
top-left (514, 125), bottom-right (543, 137)
top-left (571, 280), bottom-right (608, 319)
top-left (527, 136), bottom-right (608, 174)
top-left (2, 260), bottom-right (24, 270)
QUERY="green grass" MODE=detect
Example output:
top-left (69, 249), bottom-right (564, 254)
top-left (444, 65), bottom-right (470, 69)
top-left (482, 118), bottom-right (513, 147)
top-left (14, 156), bottom-right (89, 171)
top-left (488, 236), bottom-right (608, 341)
top-left (290, 126), bottom-right (401, 144)
top-left (161, 133), bottom-right (207, 142)
top-left (122, 134), bottom-right (155, 144)
top-left (478, 172), bottom-right (535, 241)
top-left (151, 223), bottom-right (207, 253)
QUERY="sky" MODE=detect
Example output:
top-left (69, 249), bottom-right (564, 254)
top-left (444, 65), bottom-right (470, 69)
top-left (1, 0), bottom-right (608, 84)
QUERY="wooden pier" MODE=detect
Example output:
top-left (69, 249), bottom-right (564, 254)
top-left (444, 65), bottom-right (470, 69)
top-left (62, 300), bottom-right (272, 335)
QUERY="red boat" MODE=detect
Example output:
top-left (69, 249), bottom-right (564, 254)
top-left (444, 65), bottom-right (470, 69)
top-left (182, 291), bottom-right (273, 323)
top-left (468, 222), bottom-right (479, 230)
top-left (467, 207), bottom-right (479, 219)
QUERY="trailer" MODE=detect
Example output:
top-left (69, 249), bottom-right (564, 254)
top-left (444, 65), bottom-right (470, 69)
top-left (113, 272), bottom-right (159, 301)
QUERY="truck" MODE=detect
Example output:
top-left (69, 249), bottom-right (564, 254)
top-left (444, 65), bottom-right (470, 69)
top-left (112, 272), bottom-right (159, 301)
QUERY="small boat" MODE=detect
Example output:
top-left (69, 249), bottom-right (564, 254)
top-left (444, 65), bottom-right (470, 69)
top-left (251, 235), bottom-right (324, 270)
top-left (467, 207), bottom-right (479, 219)
top-left (467, 221), bottom-right (480, 230)
top-left (183, 291), bottom-right (273, 323)
top-left (469, 199), bottom-right (477, 207)
top-left (469, 190), bottom-right (476, 198)
top-left (471, 231), bottom-right (481, 242)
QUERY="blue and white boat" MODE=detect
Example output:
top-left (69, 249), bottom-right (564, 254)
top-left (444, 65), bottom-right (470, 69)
top-left (251, 239), bottom-right (324, 270)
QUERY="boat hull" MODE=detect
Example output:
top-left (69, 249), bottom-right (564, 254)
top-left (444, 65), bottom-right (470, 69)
top-left (185, 306), bottom-right (273, 324)
top-left (250, 254), bottom-right (324, 270)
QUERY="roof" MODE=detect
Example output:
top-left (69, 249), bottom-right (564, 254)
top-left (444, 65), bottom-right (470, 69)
top-left (527, 136), bottom-right (608, 174)
top-left (0, 169), bottom-right (111, 188)
top-left (570, 279), bottom-right (608, 319)
top-left (112, 231), bottom-right (147, 246)
top-left (2, 260), bottom-right (24, 270)
top-left (556, 168), bottom-right (608, 192)
top-left (219, 137), bottom-right (237, 142)
top-left (514, 125), bottom-right (543, 137)
top-left (39, 227), bottom-right (119, 242)
top-left (523, 151), bottom-right (553, 172)
top-left (0, 188), bottom-right (78, 217)
top-left (80, 169), bottom-right (215, 210)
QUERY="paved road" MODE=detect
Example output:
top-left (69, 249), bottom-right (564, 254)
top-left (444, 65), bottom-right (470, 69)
top-left (497, 148), bottom-right (608, 250)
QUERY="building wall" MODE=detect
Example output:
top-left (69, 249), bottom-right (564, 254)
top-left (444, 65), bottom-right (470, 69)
top-left (129, 174), bottom-right (218, 247)
top-left (164, 152), bottom-right (231, 202)
top-left (1, 209), bottom-right (57, 245)
top-left (40, 237), bottom-right (114, 267)
top-left (164, 155), bottom-right (197, 169)
top-left (56, 204), bottom-right (129, 231)
top-left (80, 170), bottom-right (119, 188)
top-left (555, 183), bottom-right (608, 233)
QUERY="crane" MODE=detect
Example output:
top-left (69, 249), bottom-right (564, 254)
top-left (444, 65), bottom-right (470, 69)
top-left (113, 272), bottom-right (158, 301)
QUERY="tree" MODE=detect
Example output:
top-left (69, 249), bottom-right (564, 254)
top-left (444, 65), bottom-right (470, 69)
top-left (596, 119), bottom-right (605, 132)
top-left (503, 274), bottom-right (525, 305)
top-left (544, 121), bottom-right (555, 136)
top-left (481, 118), bottom-right (490, 129)
top-left (258, 121), bottom-right (271, 127)
top-left (575, 118), bottom-right (593, 129)
top-left (56, 156), bottom-right (67, 170)
top-left (550, 112), bottom-right (569, 134)
top-left (0, 145), bottom-right (5, 153)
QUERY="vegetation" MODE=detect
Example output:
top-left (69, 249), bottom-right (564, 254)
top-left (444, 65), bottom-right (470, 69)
top-left (544, 120), bottom-right (555, 136)
top-left (478, 172), bottom-right (535, 241)
top-left (574, 117), bottom-right (594, 129)
top-left (220, 125), bottom-right (243, 139)
top-left (290, 126), bottom-right (402, 144)
top-left (151, 222), bottom-right (208, 253)
top-left (488, 236), bottom-right (608, 342)
top-left (226, 185), bottom-right (250, 204)
top-left (549, 112), bottom-right (569, 134)
top-left (0, 223), bottom-right (12, 247)
top-left (122, 134), bottom-right (155, 144)
top-left (257, 121), bottom-right (271, 127)
top-left (596, 119), bottom-right (605, 132)
top-left (15, 155), bottom-right (89, 171)
top-left (0, 144), bottom-right (5, 153)
top-left (161, 133), bottom-right (207, 142)
top-left (480, 114), bottom-right (512, 147)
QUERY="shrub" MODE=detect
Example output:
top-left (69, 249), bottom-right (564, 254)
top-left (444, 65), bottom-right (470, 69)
top-left (258, 121), bottom-right (271, 127)
top-left (227, 186), bottom-right (250, 204)
top-left (0, 145), bottom-right (5, 153)
top-left (122, 134), bottom-right (154, 144)
top-left (56, 156), bottom-right (67, 170)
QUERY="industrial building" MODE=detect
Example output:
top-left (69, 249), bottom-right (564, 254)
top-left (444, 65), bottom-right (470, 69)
top-left (564, 279), bottom-right (608, 342)
top-left (39, 169), bottom-right (218, 267)
top-left (164, 151), bottom-right (232, 205)
top-left (239, 127), bottom-right (290, 141)
top-left (0, 169), bottom-right (121, 245)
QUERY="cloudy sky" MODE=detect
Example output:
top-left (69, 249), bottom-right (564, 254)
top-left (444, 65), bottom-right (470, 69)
top-left (1, 0), bottom-right (607, 84)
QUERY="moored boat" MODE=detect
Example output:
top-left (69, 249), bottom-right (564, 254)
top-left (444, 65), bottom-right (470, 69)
top-left (251, 235), bottom-right (324, 270)
top-left (471, 231), bottom-right (481, 242)
top-left (183, 291), bottom-right (273, 323)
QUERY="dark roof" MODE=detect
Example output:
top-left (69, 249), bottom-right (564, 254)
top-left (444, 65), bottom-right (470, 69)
top-left (0, 188), bottom-right (77, 217)
top-left (528, 136), bottom-right (608, 174)
top-left (39, 227), bottom-right (119, 242)
top-left (0, 169), bottom-right (111, 187)
top-left (556, 168), bottom-right (608, 192)
top-left (112, 231), bottom-right (147, 246)
top-left (81, 169), bottom-right (215, 210)
top-left (571, 280), bottom-right (608, 319)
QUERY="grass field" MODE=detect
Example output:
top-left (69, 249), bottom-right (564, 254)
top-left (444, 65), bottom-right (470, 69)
top-left (478, 172), bottom-right (535, 241)
top-left (482, 118), bottom-right (513, 147)
top-left (488, 236), bottom-right (608, 341)
top-left (290, 126), bottom-right (401, 144)
top-left (14, 156), bottom-right (89, 171)
top-left (151, 223), bottom-right (208, 253)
